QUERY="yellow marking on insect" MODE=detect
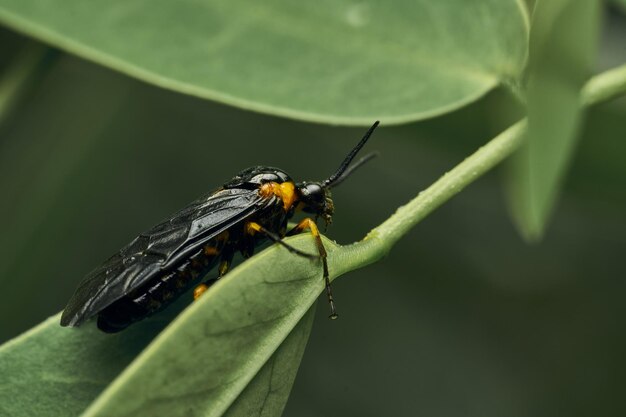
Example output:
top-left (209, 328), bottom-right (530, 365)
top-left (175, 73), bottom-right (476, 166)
top-left (246, 221), bottom-right (263, 236)
top-left (193, 284), bottom-right (208, 300)
top-left (292, 217), bottom-right (321, 238)
top-left (290, 217), bottom-right (335, 318)
top-left (218, 259), bottom-right (230, 276)
top-left (259, 181), bottom-right (298, 211)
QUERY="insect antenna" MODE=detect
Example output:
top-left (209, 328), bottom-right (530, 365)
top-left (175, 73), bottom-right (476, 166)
top-left (325, 151), bottom-right (379, 189)
top-left (323, 120), bottom-right (380, 189)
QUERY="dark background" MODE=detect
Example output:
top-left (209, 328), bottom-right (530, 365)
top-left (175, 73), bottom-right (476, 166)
top-left (1, 7), bottom-right (625, 417)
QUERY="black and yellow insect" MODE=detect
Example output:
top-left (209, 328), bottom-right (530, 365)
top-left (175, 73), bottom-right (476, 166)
top-left (60, 121), bottom-right (379, 332)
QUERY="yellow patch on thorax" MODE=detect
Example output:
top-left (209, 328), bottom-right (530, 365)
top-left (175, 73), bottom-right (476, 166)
top-left (259, 181), bottom-right (297, 211)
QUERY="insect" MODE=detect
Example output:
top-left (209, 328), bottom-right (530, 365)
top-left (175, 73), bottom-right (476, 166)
top-left (60, 121), bottom-right (380, 332)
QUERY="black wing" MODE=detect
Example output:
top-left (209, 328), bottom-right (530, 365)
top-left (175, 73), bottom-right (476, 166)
top-left (61, 186), bottom-right (274, 327)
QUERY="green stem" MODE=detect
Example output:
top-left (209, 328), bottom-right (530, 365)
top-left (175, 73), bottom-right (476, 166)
top-left (581, 63), bottom-right (626, 106)
top-left (341, 63), bottom-right (626, 268)
top-left (371, 120), bottom-right (526, 247)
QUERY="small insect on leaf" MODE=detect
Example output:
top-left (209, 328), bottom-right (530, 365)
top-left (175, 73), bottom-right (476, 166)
top-left (61, 121), bottom-right (380, 332)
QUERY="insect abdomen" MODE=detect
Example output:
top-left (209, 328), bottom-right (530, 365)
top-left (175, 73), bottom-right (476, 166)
top-left (96, 244), bottom-right (221, 332)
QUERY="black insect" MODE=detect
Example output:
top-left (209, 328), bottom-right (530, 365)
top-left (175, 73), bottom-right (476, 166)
top-left (60, 121), bottom-right (380, 332)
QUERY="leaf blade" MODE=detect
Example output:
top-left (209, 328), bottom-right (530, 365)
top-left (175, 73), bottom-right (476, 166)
top-left (0, 313), bottom-right (167, 417)
top-left (505, 0), bottom-right (600, 240)
top-left (223, 306), bottom-right (316, 417)
top-left (0, 236), bottom-right (332, 416)
top-left (0, 0), bottom-right (528, 124)
top-left (80, 235), bottom-right (336, 417)
top-left (0, 236), bottom-right (335, 417)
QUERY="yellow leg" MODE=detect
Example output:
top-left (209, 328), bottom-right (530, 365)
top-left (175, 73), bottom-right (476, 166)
top-left (288, 218), bottom-right (338, 319)
top-left (193, 248), bottom-right (233, 300)
top-left (246, 221), bottom-right (316, 259)
top-left (193, 284), bottom-right (209, 300)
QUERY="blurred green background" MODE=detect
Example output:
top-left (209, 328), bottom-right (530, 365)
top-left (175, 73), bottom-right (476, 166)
top-left (1, 5), bottom-right (625, 417)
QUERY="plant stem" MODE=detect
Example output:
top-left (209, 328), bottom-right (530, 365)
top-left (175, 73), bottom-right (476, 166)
top-left (581, 63), bottom-right (626, 106)
top-left (341, 63), bottom-right (626, 268)
top-left (371, 120), bottom-right (526, 246)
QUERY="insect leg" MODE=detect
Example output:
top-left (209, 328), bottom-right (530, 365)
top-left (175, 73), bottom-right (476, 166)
top-left (193, 282), bottom-right (209, 300)
top-left (193, 246), bottom-right (235, 300)
top-left (286, 218), bottom-right (338, 319)
top-left (245, 222), bottom-right (317, 259)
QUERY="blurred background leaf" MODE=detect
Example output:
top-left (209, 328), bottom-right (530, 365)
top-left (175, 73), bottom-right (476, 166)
top-left (0, 0), bottom-right (528, 124)
top-left (614, 0), bottom-right (626, 12)
top-left (0, 40), bottom-right (56, 126)
top-left (505, 0), bottom-right (601, 241)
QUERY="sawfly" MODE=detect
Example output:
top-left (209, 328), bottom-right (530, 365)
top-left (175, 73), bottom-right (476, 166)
top-left (61, 121), bottom-right (379, 332)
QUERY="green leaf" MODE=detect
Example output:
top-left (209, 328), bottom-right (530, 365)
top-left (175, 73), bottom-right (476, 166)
top-left (223, 306), bottom-right (315, 417)
top-left (80, 236), bottom-right (339, 417)
top-left (0, 235), bottom-right (338, 417)
top-left (505, 0), bottom-right (600, 240)
top-left (0, 313), bottom-right (164, 417)
top-left (0, 0), bottom-right (528, 125)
